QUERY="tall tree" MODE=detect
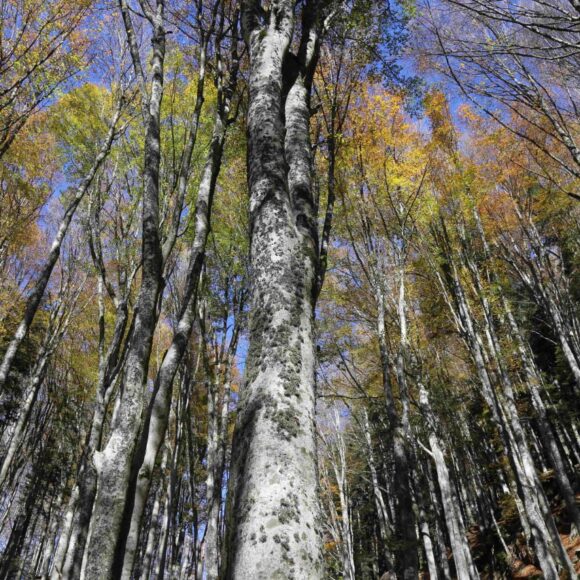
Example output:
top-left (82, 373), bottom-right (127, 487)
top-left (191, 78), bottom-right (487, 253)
top-left (83, 0), bottom-right (167, 575)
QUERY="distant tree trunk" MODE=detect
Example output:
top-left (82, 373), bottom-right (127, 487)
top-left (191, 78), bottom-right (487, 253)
top-left (505, 203), bottom-right (580, 395)
top-left (0, 321), bottom-right (60, 488)
top-left (504, 304), bottom-right (580, 534)
top-left (58, 294), bottom-right (131, 579)
top-left (361, 409), bottom-right (394, 569)
top-left (426, 460), bottom-right (453, 580)
top-left (325, 410), bottom-right (356, 580)
top-left (459, 222), bottom-right (575, 577)
top-left (0, 102), bottom-right (122, 390)
top-left (223, 1), bottom-right (324, 577)
top-left (419, 383), bottom-right (478, 580)
top-left (374, 273), bottom-right (419, 579)
top-left (418, 501), bottom-right (438, 580)
top-left (0, 474), bottom-right (40, 579)
top-left (434, 219), bottom-right (575, 578)
top-left (469, 202), bottom-right (580, 536)
top-left (40, 489), bottom-right (63, 578)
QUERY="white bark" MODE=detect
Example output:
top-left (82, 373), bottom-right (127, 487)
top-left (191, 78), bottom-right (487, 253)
top-left (223, 2), bottom-right (324, 577)
top-left (435, 221), bottom-right (575, 578)
top-left (419, 383), bottom-right (478, 580)
top-left (120, 70), bottom-right (233, 575)
top-left (361, 408), bottom-right (393, 567)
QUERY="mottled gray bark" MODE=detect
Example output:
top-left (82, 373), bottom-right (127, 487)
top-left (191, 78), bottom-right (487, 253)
top-left (223, 1), bottom-right (324, 577)
top-left (0, 472), bottom-right (40, 579)
top-left (83, 2), bottom-right (166, 577)
top-left (0, 355), bottom-right (48, 487)
top-left (119, 31), bottom-right (238, 574)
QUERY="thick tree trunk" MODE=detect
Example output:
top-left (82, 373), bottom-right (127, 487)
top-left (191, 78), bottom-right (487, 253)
top-left (223, 2), bottom-right (324, 577)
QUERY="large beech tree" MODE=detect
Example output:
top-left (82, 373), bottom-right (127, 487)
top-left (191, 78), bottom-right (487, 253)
top-left (222, 0), bottom-right (326, 576)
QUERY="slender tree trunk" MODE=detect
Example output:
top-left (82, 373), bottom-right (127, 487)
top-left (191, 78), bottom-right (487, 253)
top-left (0, 348), bottom-right (50, 488)
top-left (374, 277), bottom-right (419, 579)
top-left (40, 489), bottom-right (63, 579)
top-left (119, 71), bottom-right (233, 577)
top-left (84, 5), bottom-right (166, 576)
top-left (140, 447), bottom-right (169, 580)
top-left (435, 221), bottom-right (574, 578)
top-left (361, 409), bottom-right (394, 569)
top-left (461, 228), bottom-right (575, 577)
top-left (50, 485), bottom-right (80, 578)
top-left (0, 104), bottom-right (122, 389)
top-left (328, 411), bottom-right (356, 580)
top-left (427, 461), bottom-right (453, 580)
top-left (419, 383), bottom-right (477, 580)
top-left (505, 305), bottom-right (580, 534)
top-left (204, 366), bottom-right (222, 580)
top-left (0, 476), bottom-right (39, 579)
top-left (0, 281), bottom-right (80, 488)
top-left (506, 206), bottom-right (580, 395)
top-left (418, 503), bottom-right (438, 580)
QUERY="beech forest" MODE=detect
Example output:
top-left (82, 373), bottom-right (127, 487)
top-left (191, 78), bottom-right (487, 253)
top-left (0, 0), bottom-right (579, 578)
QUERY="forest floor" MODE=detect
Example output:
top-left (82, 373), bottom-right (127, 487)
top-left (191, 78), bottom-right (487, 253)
top-left (510, 533), bottom-right (580, 578)
top-left (467, 476), bottom-right (580, 579)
